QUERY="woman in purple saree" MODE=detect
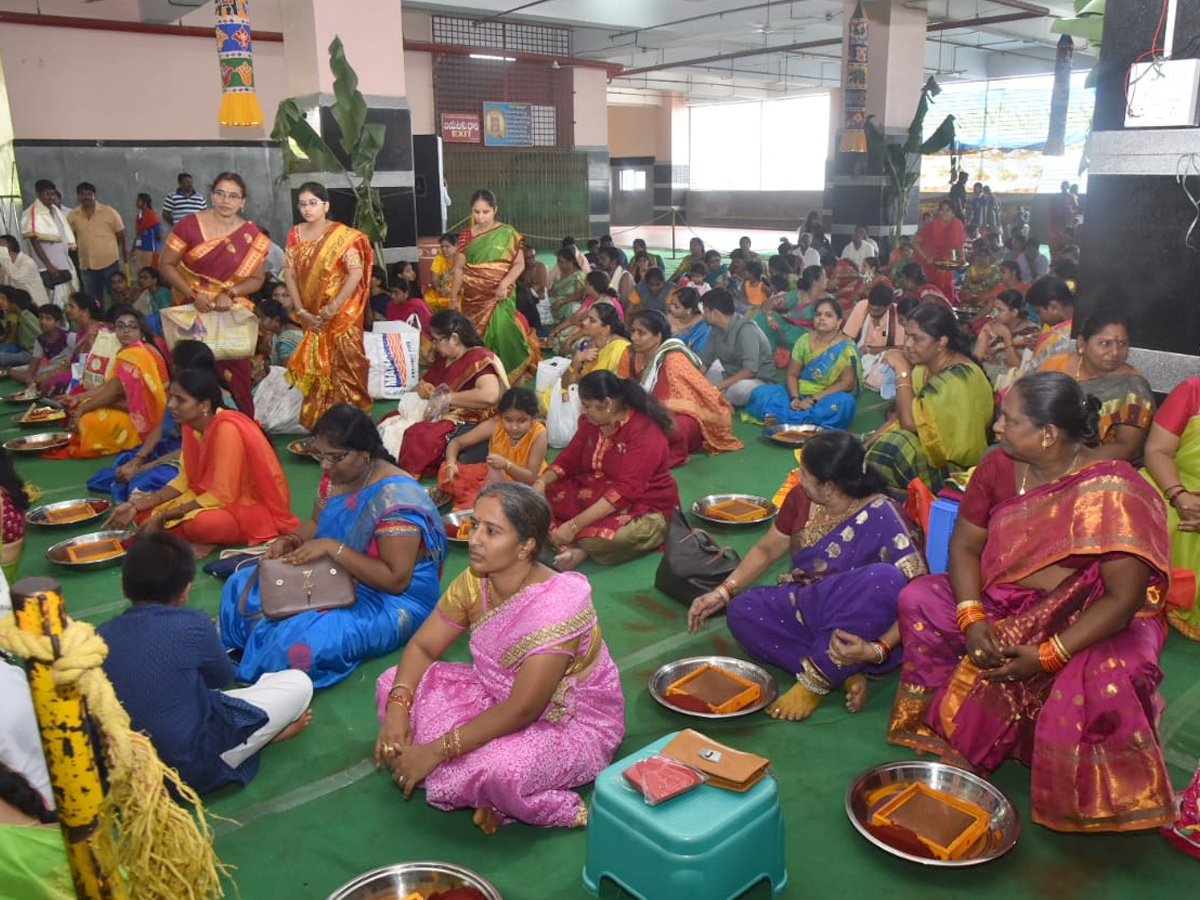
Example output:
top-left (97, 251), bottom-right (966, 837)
top-left (373, 482), bottom-right (624, 833)
top-left (888, 373), bottom-right (1177, 833)
top-left (688, 430), bottom-right (926, 721)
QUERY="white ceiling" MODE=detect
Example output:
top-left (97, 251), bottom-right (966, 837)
top-left (409, 0), bottom-right (1093, 101)
top-left (2, 0), bottom-right (1095, 103)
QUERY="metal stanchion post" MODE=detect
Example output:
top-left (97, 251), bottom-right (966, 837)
top-left (671, 207), bottom-right (678, 258)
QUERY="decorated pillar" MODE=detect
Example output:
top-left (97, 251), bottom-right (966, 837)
top-left (281, 0), bottom-right (417, 264)
top-left (829, 0), bottom-right (927, 256)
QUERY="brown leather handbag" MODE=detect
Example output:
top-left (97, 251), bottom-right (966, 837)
top-left (238, 556), bottom-right (356, 621)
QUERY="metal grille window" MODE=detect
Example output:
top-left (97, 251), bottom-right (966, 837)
top-left (432, 15), bottom-right (570, 56)
top-left (434, 55), bottom-right (572, 149)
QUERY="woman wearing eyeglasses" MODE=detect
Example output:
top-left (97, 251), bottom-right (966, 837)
top-left (219, 404), bottom-right (446, 689)
top-left (64, 304), bottom-right (169, 458)
top-left (157, 171), bottom-right (271, 416)
top-left (282, 181), bottom-right (374, 431)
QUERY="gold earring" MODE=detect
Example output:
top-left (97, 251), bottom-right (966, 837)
top-left (1041, 432), bottom-right (1052, 449)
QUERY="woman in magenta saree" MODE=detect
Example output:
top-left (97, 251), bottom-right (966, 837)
top-left (374, 484), bottom-right (624, 833)
top-left (888, 373), bottom-right (1177, 833)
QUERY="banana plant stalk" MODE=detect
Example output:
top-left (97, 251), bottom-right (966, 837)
top-left (271, 36), bottom-right (388, 264)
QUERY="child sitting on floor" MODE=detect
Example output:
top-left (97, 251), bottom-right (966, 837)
top-left (385, 279), bottom-right (432, 333)
top-left (98, 531), bottom-right (314, 795)
top-left (10, 304), bottom-right (72, 395)
top-left (437, 387), bottom-right (548, 510)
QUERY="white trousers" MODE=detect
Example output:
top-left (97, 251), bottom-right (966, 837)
top-left (219, 670), bottom-right (313, 769)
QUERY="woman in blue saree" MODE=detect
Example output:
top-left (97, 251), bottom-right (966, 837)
top-left (688, 431), bottom-right (926, 721)
top-left (666, 286), bottom-right (710, 354)
top-left (219, 405), bottom-right (446, 688)
top-left (746, 297), bottom-right (860, 429)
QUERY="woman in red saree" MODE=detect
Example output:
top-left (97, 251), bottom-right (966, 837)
top-left (912, 199), bottom-right (966, 304)
top-left (625, 308), bottom-right (742, 467)
top-left (398, 310), bottom-right (507, 479)
top-left (106, 367), bottom-right (299, 553)
top-left (449, 189), bottom-right (540, 384)
top-left (158, 172), bottom-right (269, 416)
top-left (534, 370), bottom-right (680, 570)
top-left (888, 373), bottom-right (1177, 833)
top-left (65, 306), bottom-right (169, 458)
top-left (283, 182), bottom-right (373, 430)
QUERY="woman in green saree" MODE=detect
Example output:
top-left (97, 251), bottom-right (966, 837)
top-left (1143, 375), bottom-right (1200, 638)
top-left (865, 301), bottom-right (993, 492)
top-left (450, 189), bottom-right (540, 384)
top-left (750, 265), bottom-right (828, 360)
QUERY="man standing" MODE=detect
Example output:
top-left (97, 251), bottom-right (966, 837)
top-left (792, 231), bottom-right (821, 269)
top-left (0, 235), bottom-right (50, 305)
top-left (162, 172), bottom-right (208, 227)
top-left (839, 225), bottom-right (880, 270)
top-left (20, 179), bottom-right (77, 307)
top-left (67, 182), bottom-right (127, 303)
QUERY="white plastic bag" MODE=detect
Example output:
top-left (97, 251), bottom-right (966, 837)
top-left (365, 321), bottom-right (420, 399)
top-left (546, 380), bottom-right (581, 448)
top-left (535, 356), bottom-right (571, 393)
top-left (377, 393), bottom-right (430, 460)
top-left (252, 366), bottom-right (306, 434)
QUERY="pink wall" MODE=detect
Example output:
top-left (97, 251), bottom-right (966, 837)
top-left (0, 23), bottom-right (289, 141)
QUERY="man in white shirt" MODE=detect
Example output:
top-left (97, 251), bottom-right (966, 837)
top-left (840, 225), bottom-right (880, 270)
top-left (1016, 235), bottom-right (1050, 283)
top-left (0, 235), bottom-right (50, 305)
top-left (261, 228), bottom-right (285, 281)
top-left (791, 232), bottom-right (821, 269)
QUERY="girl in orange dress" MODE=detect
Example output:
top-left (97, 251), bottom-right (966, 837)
top-left (438, 387), bottom-right (548, 510)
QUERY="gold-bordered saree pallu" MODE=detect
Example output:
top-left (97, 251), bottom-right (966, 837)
top-left (458, 225), bottom-right (541, 384)
top-left (888, 459), bottom-right (1177, 833)
top-left (284, 223), bottom-right (374, 429)
top-left (166, 215), bottom-right (270, 306)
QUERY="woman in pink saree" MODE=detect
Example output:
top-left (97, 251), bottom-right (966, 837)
top-left (888, 372), bottom-right (1177, 833)
top-left (373, 482), bottom-right (624, 833)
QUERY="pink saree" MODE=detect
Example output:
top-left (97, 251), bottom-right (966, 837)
top-left (888, 459), bottom-right (1177, 833)
top-left (375, 570), bottom-right (624, 827)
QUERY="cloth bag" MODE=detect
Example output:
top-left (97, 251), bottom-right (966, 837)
top-left (238, 555), bottom-right (356, 621)
top-left (377, 393), bottom-right (430, 460)
top-left (366, 321), bottom-right (421, 399)
top-left (654, 509), bottom-right (740, 603)
top-left (79, 328), bottom-right (121, 390)
top-left (252, 366), bottom-right (306, 434)
top-left (160, 305), bottom-right (258, 360)
top-left (546, 380), bottom-right (581, 448)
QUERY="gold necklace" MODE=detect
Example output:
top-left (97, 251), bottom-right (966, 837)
top-left (1019, 449), bottom-right (1080, 495)
top-left (487, 565), bottom-right (535, 606)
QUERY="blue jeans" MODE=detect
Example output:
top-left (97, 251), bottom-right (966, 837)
top-left (81, 261), bottom-right (122, 304)
top-left (0, 346), bottom-right (32, 368)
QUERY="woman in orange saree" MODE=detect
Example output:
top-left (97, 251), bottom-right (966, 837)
top-left (912, 199), bottom-right (966, 305)
top-left (106, 368), bottom-right (299, 551)
top-left (450, 189), bottom-right (540, 384)
top-left (65, 305), bottom-right (169, 458)
top-left (888, 373), bottom-right (1176, 834)
top-left (625, 308), bottom-right (741, 467)
top-left (158, 172), bottom-right (270, 417)
top-left (283, 182), bottom-right (373, 430)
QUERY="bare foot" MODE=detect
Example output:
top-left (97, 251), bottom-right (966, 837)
top-left (271, 708), bottom-right (313, 744)
top-left (765, 683), bottom-right (823, 721)
top-left (472, 807), bottom-right (500, 835)
top-left (553, 547), bottom-right (588, 570)
top-left (764, 414), bottom-right (778, 426)
top-left (844, 675), bottom-right (868, 713)
top-left (190, 542), bottom-right (217, 559)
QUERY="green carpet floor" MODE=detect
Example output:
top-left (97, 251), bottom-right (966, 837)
top-left (8, 381), bottom-right (1200, 900)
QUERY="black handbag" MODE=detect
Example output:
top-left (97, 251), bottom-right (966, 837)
top-left (39, 269), bottom-right (73, 290)
top-left (654, 509), bottom-right (740, 603)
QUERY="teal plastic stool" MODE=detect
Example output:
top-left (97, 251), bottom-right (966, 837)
top-left (582, 732), bottom-right (787, 900)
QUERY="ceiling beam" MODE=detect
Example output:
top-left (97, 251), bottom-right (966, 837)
top-left (615, 10), bottom-right (1049, 79)
top-left (609, 0), bottom-right (821, 41)
top-left (0, 10), bottom-right (283, 41)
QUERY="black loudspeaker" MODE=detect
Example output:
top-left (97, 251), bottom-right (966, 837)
top-left (413, 135), bottom-right (446, 238)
